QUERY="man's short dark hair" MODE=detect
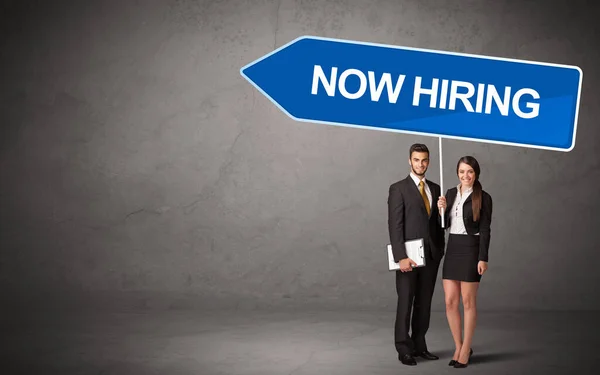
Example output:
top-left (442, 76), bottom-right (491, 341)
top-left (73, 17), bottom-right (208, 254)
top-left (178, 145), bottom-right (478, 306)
top-left (409, 143), bottom-right (429, 157)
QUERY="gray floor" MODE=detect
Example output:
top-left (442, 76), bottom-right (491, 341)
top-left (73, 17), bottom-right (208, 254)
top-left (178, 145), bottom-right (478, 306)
top-left (3, 308), bottom-right (598, 374)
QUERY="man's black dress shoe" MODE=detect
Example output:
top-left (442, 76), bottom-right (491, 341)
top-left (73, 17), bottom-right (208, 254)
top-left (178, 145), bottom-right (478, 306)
top-left (413, 350), bottom-right (439, 360)
top-left (449, 348), bottom-right (473, 367)
top-left (398, 354), bottom-right (417, 366)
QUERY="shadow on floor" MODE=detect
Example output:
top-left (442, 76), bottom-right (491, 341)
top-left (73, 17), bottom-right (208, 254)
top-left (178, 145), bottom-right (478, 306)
top-left (469, 350), bottom-right (534, 364)
top-left (431, 349), bottom-right (454, 358)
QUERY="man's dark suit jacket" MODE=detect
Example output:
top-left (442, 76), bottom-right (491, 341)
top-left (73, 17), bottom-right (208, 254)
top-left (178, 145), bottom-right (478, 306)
top-left (388, 175), bottom-right (445, 264)
top-left (442, 186), bottom-right (493, 262)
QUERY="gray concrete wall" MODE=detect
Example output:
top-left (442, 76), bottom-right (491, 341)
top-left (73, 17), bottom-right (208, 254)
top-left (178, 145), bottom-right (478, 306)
top-left (1, 0), bottom-right (599, 312)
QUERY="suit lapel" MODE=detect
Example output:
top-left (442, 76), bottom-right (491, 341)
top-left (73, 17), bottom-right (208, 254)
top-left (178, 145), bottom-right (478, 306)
top-left (464, 192), bottom-right (472, 204)
top-left (446, 187), bottom-right (458, 211)
top-left (426, 180), bottom-right (436, 199)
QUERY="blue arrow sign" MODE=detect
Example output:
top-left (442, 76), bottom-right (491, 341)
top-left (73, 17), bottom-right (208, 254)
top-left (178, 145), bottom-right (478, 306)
top-left (240, 36), bottom-right (582, 152)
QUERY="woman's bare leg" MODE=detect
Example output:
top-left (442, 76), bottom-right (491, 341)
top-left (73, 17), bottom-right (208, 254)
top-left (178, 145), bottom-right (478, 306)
top-left (458, 281), bottom-right (479, 364)
top-left (443, 279), bottom-right (462, 360)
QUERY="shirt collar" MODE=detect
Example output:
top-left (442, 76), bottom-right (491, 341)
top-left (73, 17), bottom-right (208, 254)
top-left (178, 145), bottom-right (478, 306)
top-left (456, 183), bottom-right (473, 196)
top-left (410, 172), bottom-right (426, 186)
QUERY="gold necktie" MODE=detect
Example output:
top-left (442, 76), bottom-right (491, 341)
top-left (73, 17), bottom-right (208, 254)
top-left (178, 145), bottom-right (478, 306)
top-left (419, 181), bottom-right (431, 216)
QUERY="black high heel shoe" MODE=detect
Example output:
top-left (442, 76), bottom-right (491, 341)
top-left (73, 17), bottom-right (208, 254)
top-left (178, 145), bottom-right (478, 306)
top-left (449, 348), bottom-right (473, 366)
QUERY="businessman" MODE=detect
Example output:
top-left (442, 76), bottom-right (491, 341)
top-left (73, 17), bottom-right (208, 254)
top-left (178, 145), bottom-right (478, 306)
top-left (387, 143), bottom-right (445, 366)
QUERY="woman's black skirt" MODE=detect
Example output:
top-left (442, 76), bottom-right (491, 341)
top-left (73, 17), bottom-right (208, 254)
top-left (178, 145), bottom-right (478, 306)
top-left (442, 234), bottom-right (482, 282)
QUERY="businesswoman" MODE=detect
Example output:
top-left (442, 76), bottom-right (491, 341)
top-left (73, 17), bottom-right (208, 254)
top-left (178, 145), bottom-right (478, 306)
top-left (437, 156), bottom-right (492, 368)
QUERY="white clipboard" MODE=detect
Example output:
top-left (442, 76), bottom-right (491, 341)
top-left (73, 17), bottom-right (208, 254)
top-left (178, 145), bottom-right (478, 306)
top-left (387, 239), bottom-right (426, 271)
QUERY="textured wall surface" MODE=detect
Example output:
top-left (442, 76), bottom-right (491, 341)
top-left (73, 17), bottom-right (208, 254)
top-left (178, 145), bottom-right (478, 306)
top-left (1, 0), bottom-right (599, 312)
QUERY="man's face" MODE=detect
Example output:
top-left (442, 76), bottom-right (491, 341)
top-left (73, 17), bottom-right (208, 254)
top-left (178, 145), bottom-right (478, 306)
top-left (409, 151), bottom-right (429, 177)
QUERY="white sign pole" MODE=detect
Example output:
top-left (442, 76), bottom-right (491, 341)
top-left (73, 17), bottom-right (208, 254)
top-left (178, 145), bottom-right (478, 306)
top-left (439, 137), bottom-right (444, 228)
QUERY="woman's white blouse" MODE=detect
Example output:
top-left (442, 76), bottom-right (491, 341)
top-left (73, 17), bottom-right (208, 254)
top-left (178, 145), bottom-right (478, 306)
top-left (449, 185), bottom-right (479, 235)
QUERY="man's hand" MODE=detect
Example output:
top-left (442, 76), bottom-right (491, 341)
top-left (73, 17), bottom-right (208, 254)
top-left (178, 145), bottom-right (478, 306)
top-left (478, 261), bottom-right (488, 275)
top-left (399, 258), bottom-right (417, 272)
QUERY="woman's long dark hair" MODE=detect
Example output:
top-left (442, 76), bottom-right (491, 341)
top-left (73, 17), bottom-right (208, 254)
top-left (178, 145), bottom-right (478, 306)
top-left (457, 156), bottom-right (482, 221)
